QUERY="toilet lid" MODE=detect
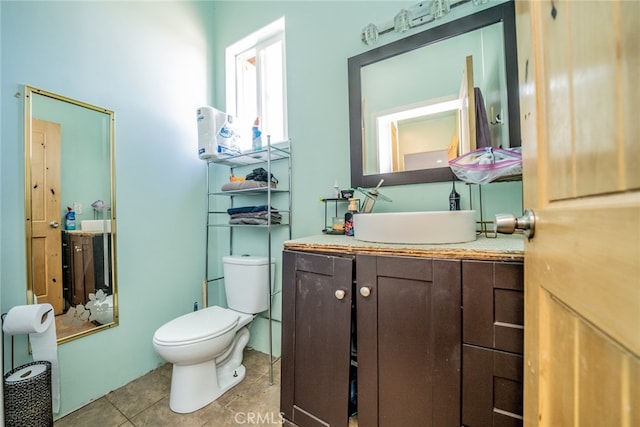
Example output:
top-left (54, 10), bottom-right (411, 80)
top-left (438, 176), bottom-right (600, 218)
top-left (153, 306), bottom-right (239, 346)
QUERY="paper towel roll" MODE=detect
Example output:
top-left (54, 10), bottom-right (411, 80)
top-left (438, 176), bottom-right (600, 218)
top-left (3, 304), bottom-right (60, 413)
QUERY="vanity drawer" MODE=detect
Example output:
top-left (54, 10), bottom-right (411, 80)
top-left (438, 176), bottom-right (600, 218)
top-left (462, 344), bottom-right (523, 427)
top-left (462, 261), bottom-right (524, 354)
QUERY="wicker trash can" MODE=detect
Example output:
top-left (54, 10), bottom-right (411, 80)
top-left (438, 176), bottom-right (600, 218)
top-left (3, 361), bottom-right (53, 427)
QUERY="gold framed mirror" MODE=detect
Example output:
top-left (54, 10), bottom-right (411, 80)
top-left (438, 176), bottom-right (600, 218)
top-left (24, 86), bottom-right (118, 344)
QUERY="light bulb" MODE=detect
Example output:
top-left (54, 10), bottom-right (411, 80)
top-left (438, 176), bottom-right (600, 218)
top-left (394, 9), bottom-right (412, 33)
top-left (361, 23), bottom-right (379, 45)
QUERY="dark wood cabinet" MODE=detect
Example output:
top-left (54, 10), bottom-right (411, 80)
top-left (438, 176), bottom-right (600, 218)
top-left (356, 254), bottom-right (461, 427)
top-left (281, 251), bottom-right (524, 427)
top-left (461, 260), bottom-right (524, 427)
top-left (462, 345), bottom-right (523, 427)
top-left (282, 251), bottom-right (462, 427)
top-left (62, 231), bottom-right (112, 308)
top-left (281, 250), bottom-right (354, 427)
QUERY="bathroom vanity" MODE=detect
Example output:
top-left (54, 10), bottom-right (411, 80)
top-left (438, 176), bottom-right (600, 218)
top-left (62, 231), bottom-right (112, 307)
top-left (280, 234), bottom-right (524, 427)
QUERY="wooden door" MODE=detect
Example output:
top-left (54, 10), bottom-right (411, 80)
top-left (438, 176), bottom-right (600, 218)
top-left (30, 118), bottom-right (64, 314)
top-left (516, 1), bottom-right (639, 425)
top-left (391, 122), bottom-right (399, 172)
top-left (356, 255), bottom-right (461, 427)
top-left (281, 250), bottom-right (354, 427)
top-left (459, 55), bottom-right (476, 154)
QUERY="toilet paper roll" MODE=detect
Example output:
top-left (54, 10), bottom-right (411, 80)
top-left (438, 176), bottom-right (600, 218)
top-left (3, 304), bottom-right (60, 413)
top-left (5, 362), bottom-right (48, 383)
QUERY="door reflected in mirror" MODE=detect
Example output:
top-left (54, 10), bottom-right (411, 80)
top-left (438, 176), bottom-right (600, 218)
top-left (361, 22), bottom-right (508, 176)
top-left (24, 86), bottom-right (118, 344)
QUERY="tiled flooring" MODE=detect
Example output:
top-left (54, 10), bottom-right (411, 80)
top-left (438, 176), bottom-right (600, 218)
top-left (54, 348), bottom-right (282, 426)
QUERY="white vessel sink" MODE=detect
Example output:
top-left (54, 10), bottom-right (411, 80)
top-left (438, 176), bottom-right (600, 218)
top-left (353, 210), bottom-right (477, 244)
top-left (81, 219), bottom-right (112, 233)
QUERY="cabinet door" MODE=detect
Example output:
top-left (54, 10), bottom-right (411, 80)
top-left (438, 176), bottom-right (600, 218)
top-left (61, 232), bottom-right (72, 308)
top-left (70, 235), bottom-right (96, 305)
top-left (356, 255), bottom-right (461, 427)
top-left (92, 234), bottom-right (112, 294)
top-left (281, 250), bottom-right (354, 427)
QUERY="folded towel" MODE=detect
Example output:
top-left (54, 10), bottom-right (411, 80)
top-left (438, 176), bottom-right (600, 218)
top-left (230, 211), bottom-right (282, 221)
top-left (220, 180), bottom-right (275, 192)
top-left (229, 217), bottom-right (281, 225)
top-left (227, 205), bottom-right (274, 215)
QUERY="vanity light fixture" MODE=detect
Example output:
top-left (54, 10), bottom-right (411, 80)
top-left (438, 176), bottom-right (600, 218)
top-left (361, 23), bottom-right (380, 45)
top-left (431, 0), bottom-right (451, 19)
top-left (394, 9), bottom-right (412, 33)
top-left (361, 0), bottom-right (474, 45)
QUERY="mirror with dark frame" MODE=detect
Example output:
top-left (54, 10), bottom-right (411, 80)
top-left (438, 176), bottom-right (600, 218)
top-left (24, 86), bottom-right (118, 344)
top-left (348, 1), bottom-right (520, 188)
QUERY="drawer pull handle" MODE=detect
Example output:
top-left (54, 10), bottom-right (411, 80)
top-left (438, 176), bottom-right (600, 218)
top-left (360, 287), bottom-right (371, 297)
top-left (335, 289), bottom-right (346, 300)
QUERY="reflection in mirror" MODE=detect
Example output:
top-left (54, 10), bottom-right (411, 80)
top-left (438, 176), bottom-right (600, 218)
top-left (24, 86), bottom-right (118, 344)
top-left (349, 1), bottom-right (520, 187)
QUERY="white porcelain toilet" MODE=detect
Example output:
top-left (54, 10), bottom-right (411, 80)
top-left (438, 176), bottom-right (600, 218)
top-left (152, 255), bottom-right (273, 413)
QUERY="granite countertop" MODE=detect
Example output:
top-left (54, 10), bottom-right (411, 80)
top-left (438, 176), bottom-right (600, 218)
top-left (65, 230), bottom-right (107, 236)
top-left (284, 233), bottom-right (524, 261)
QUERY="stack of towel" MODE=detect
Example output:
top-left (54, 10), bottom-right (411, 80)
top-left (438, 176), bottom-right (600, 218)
top-left (227, 205), bottom-right (281, 225)
top-left (220, 180), bottom-right (275, 191)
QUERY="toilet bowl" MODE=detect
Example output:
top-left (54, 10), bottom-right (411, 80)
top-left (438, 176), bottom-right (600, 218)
top-left (152, 255), bottom-right (273, 413)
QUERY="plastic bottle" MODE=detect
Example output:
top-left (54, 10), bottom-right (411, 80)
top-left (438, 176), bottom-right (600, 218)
top-left (65, 207), bottom-right (76, 230)
top-left (449, 181), bottom-right (460, 211)
top-left (252, 117), bottom-right (262, 151)
top-left (344, 198), bottom-right (358, 236)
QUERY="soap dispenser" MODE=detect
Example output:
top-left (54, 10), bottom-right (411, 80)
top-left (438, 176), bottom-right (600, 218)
top-left (449, 180), bottom-right (460, 211)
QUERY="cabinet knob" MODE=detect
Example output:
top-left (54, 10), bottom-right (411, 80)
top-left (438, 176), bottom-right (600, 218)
top-left (335, 289), bottom-right (346, 300)
top-left (359, 286), bottom-right (371, 297)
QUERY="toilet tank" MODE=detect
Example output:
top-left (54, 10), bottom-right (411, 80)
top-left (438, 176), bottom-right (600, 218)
top-left (222, 255), bottom-right (274, 314)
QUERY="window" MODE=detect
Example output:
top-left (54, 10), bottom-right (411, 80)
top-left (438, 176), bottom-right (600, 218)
top-left (226, 18), bottom-right (287, 151)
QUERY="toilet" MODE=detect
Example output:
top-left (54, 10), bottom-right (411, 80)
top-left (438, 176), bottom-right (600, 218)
top-left (152, 255), bottom-right (273, 413)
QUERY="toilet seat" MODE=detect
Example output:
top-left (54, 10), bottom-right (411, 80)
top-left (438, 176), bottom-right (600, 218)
top-left (153, 306), bottom-right (239, 347)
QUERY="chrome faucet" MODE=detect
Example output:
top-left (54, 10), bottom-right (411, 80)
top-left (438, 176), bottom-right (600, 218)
top-left (356, 179), bottom-right (392, 213)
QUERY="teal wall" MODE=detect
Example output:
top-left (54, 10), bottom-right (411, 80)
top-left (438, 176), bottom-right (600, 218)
top-left (1, 0), bottom-right (520, 418)
top-left (209, 0), bottom-right (519, 240)
top-left (1, 0), bottom-right (214, 417)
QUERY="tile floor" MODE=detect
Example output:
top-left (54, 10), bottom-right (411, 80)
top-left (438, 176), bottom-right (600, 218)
top-left (53, 348), bottom-right (282, 427)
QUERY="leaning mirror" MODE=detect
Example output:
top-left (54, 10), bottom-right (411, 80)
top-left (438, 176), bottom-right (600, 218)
top-left (24, 86), bottom-right (118, 344)
top-left (349, 1), bottom-right (520, 187)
